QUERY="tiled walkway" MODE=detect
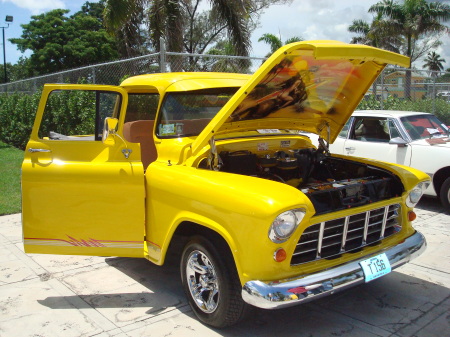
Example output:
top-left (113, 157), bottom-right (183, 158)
top-left (0, 196), bottom-right (448, 336)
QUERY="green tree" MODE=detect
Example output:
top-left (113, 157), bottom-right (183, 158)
top-left (105, 0), bottom-right (248, 57)
top-left (258, 33), bottom-right (303, 58)
top-left (436, 67), bottom-right (450, 84)
top-left (0, 58), bottom-right (34, 83)
top-left (424, 51), bottom-right (445, 75)
top-left (104, 0), bottom-right (292, 59)
top-left (348, 18), bottom-right (400, 52)
top-left (102, 0), bottom-right (148, 58)
top-left (368, 0), bottom-right (450, 99)
top-left (0, 63), bottom-right (14, 83)
top-left (348, 17), bottom-right (402, 97)
top-left (424, 51), bottom-right (445, 99)
top-left (10, 2), bottom-right (119, 75)
top-left (201, 41), bottom-right (250, 72)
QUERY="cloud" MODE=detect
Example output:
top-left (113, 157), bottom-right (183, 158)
top-left (292, 0), bottom-right (335, 14)
top-left (1, 0), bottom-right (66, 14)
top-left (260, 0), bottom-right (450, 68)
top-left (252, 0), bottom-right (374, 53)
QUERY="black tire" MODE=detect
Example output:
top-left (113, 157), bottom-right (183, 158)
top-left (439, 177), bottom-right (450, 210)
top-left (180, 235), bottom-right (248, 328)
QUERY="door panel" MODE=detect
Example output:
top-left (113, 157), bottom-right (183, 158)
top-left (329, 118), bottom-right (352, 155)
top-left (340, 138), bottom-right (412, 166)
top-left (22, 85), bottom-right (145, 257)
top-left (336, 116), bottom-right (412, 166)
top-left (329, 136), bottom-right (346, 154)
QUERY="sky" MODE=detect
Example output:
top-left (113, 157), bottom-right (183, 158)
top-left (1, 0), bottom-right (450, 69)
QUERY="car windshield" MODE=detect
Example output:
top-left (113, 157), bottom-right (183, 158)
top-left (401, 114), bottom-right (449, 141)
top-left (157, 88), bottom-right (238, 138)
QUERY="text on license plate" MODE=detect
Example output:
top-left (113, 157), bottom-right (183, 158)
top-left (359, 253), bottom-right (391, 282)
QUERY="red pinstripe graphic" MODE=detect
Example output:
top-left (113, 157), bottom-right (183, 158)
top-left (145, 240), bottom-right (161, 248)
top-left (24, 236), bottom-right (143, 248)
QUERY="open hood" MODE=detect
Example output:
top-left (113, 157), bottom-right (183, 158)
top-left (191, 40), bottom-right (409, 154)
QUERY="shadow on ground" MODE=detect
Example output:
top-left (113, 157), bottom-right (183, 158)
top-left (35, 195), bottom-right (449, 335)
top-left (416, 195), bottom-right (446, 213)
top-left (36, 260), bottom-right (449, 336)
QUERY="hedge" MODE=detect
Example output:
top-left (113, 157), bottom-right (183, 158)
top-left (0, 90), bottom-right (95, 149)
top-left (1, 91), bottom-right (450, 150)
top-left (358, 96), bottom-right (450, 125)
top-left (0, 91), bottom-right (41, 150)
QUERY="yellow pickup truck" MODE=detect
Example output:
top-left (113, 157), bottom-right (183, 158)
top-left (22, 41), bottom-right (429, 328)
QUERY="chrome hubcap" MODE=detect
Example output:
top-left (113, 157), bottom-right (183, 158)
top-left (185, 250), bottom-right (219, 313)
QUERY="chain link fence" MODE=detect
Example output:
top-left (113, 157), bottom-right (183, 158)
top-left (0, 51), bottom-right (265, 95)
top-left (1, 47), bottom-right (450, 115)
top-left (0, 53), bottom-right (162, 95)
top-left (370, 68), bottom-right (450, 103)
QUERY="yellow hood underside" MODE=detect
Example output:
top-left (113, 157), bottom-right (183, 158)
top-left (192, 40), bottom-right (410, 154)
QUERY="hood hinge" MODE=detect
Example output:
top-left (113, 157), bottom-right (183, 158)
top-left (208, 136), bottom-right (222, 171)
top-left (318, 122), bottom-right (330, 156)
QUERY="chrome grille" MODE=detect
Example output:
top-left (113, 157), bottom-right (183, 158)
top-left (291, 204), bottom-right (402, 265)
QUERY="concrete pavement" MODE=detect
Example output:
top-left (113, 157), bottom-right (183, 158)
top-left (0, 196), bottom-right (449, 336)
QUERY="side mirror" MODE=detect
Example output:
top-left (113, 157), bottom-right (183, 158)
top-left (102, 117), bottom-right (119, 145)
top-left (389, 137), bottom-right (408, 147)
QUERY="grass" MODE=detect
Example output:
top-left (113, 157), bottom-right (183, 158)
top-left (0, 141), bottom-right (23, 215)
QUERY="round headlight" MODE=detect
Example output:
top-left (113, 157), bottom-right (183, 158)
top-left (406, 181), bottom-right (430, 207)
top-left (269, 209), bottom-right (305, 243)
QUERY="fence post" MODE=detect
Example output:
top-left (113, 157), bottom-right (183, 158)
top-left (160, 37), bottom-right (166, 73)
top-left (380, 69), bottom-right (385, 110)
top-left (92, 66), bottom-right (96, 84)
top-left (432, 73), bottom-right (436, 114)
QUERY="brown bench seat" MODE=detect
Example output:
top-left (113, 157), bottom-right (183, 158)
top-left (123, 120), bottom-right (157, 169)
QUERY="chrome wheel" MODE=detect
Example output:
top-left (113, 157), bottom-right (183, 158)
top-left (181, 236), bottom-right (248, 327)
top-left (185, 249), bottom-right (219, 313)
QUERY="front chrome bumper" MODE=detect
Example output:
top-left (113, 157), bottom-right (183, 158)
top-left (242, 231), bottom-right (426, 309)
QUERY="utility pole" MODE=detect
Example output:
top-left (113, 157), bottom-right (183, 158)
top-left (1, 15), bottom-right (13, 83)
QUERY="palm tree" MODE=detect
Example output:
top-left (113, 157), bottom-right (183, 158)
top-left (424, 51), bottom-right (445, 99)
top-left (103, 0), bottom-right (147, 57)
top-left (104, 0), bottom-right (251, 57)
top-left (424, 51), bottom-right (445, 75)
top-left (258, 33), bottom-right (303, 58)
top-left (203, 41), bottom-right (249, 73)
top-left (348, 17), bottom-right (402, 97)
top-left (348, 18), bottom-right (400, 53)
top-left (348, 19), bottom-right (371, 45)
top-left (368, 0), bottom-right (450, 99)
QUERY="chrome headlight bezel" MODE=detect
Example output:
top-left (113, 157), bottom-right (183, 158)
top-left (269, 208), bottom-right (306, 243)
top-left (406, 181), bottom-right (430, 208)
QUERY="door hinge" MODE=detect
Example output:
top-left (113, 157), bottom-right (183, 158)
top-left (122, 148), bottom-right (132, 159)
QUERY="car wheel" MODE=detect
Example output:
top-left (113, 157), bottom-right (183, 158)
top-left (439, 177), bottom-right (450, 210)
top-left (180, 236), bottom-right (248, 328)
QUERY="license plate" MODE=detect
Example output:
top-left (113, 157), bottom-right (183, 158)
top-left (359, 253), bottom-right (391, 282)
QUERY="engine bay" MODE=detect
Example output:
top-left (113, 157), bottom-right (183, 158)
top-left (202, 138), bottom-right (404, 215)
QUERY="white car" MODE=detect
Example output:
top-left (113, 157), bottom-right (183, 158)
top-left (325, 110), bottom-right (450, 209)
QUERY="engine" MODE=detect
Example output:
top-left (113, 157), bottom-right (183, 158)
top-left (214, 148), bottom-right (404, 215)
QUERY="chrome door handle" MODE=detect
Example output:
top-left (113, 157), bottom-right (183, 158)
top-left (345, 147), bottom-right (355, 151)
top-left (28, 148), bottom-right (51, 153)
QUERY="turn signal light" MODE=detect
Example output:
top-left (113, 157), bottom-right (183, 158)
top-left (274, 248), bottom-right (287, 262)
top-left (408, 211), bottom-right (417, 222)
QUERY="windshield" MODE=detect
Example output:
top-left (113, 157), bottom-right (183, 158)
top-left (401, 114), bottom-right (449, 141)
top-left (157, 88), bottom-right (238, 138)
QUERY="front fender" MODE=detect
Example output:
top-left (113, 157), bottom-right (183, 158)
top-left (144, 162), bottom-right (315, 282)
top-left (159, 211), bottom-right (241, 270)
